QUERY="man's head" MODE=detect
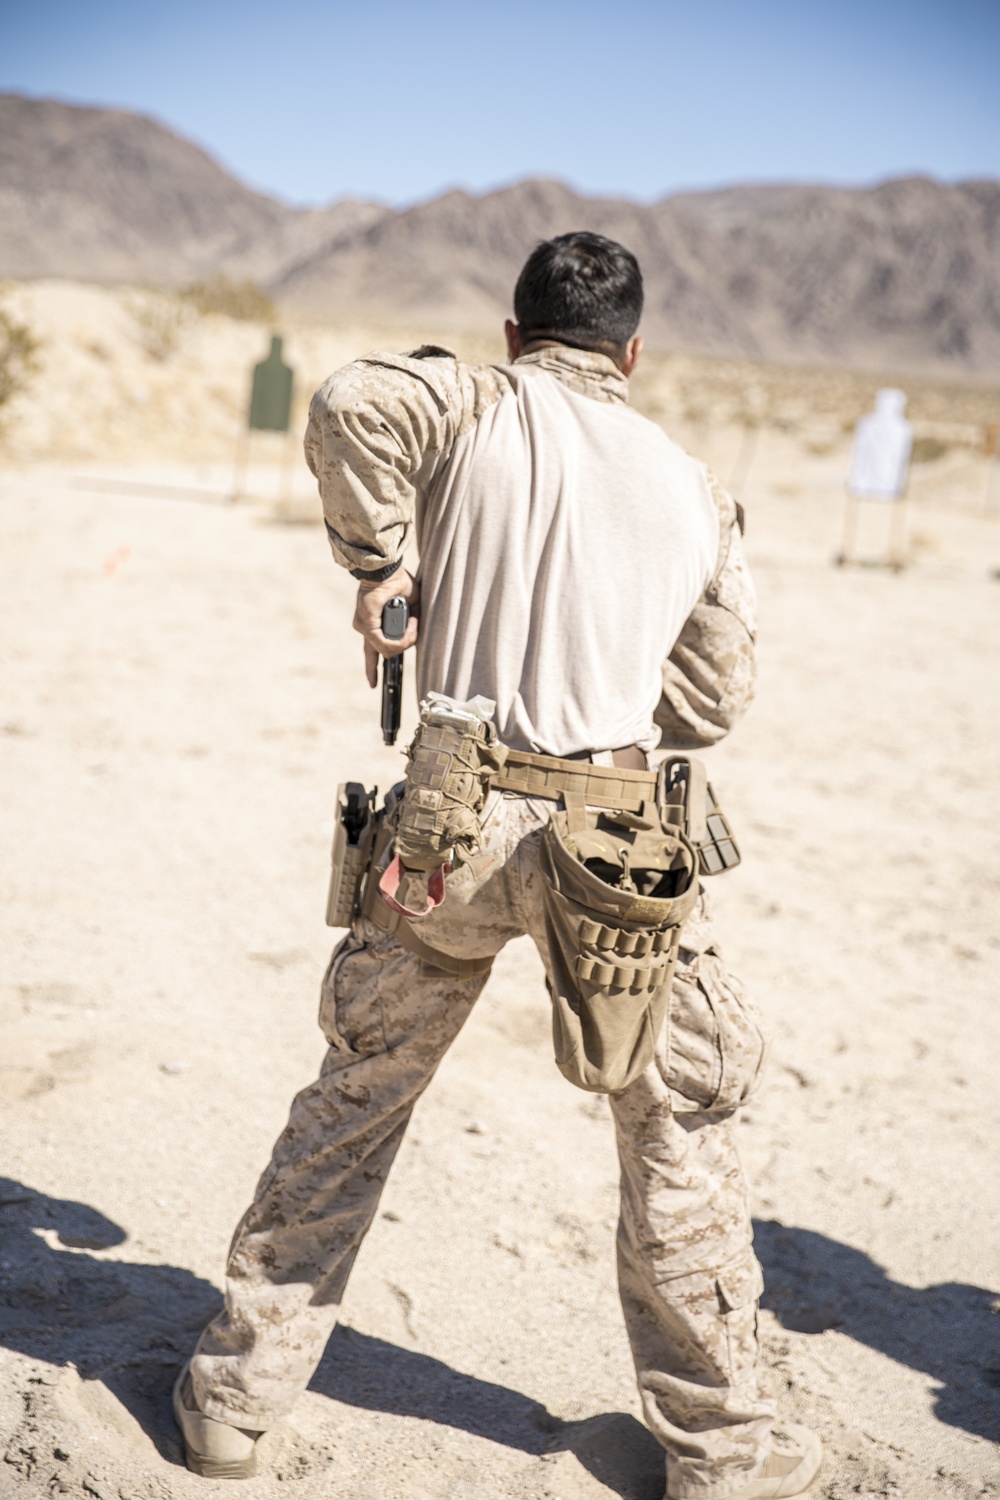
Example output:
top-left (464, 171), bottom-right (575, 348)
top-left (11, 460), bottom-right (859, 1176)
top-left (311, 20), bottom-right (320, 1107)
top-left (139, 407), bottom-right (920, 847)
top-left (506, 231), bottom-right (644, 374)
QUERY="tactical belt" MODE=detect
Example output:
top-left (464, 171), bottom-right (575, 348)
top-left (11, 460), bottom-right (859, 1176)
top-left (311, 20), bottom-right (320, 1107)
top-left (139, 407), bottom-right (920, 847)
top-left (494, 746), bottom-right (656, 813)
top-left (357, 746), bottom-right (656, 981)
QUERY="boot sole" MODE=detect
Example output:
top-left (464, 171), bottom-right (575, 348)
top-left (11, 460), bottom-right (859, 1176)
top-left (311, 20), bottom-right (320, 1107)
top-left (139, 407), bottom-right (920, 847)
top-left (172, 1367), bottom-right (258, 1480)
top-left (184, 1451), bottom-right (257, 1480)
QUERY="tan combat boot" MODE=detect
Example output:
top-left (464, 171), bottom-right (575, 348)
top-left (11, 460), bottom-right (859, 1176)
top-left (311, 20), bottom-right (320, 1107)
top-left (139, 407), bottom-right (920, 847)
top-left (172, 1364), bottom-right (261, 1480)
top-left (708, 1424), bottom-right (823, 1499)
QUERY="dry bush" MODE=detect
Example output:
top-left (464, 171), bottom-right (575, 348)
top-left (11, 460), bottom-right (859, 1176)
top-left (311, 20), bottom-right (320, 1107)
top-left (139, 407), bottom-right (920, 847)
top-left (181, 276), bottom-right (276, 323)
top-left (911, 435), bottom-right (950, 464)
top-left (126, 290), bottom-right (196, 361)
top-left (0, 306), bottom-right (40, 427)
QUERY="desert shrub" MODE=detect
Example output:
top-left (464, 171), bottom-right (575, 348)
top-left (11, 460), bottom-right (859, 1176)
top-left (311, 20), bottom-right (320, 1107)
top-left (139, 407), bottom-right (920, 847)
top-left (0, 306), bottom-right (40, 426)
top-left (126, 290), bottom-right (195, 361)
top-left (911, 435), bottom-right (949, 464)
top-left (181, 276), bottom-right (276, 323)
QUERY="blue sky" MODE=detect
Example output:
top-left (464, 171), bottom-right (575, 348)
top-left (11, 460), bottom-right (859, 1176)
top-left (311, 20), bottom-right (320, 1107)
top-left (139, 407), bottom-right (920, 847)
top-left (2, 0), bottom-right (998, 206)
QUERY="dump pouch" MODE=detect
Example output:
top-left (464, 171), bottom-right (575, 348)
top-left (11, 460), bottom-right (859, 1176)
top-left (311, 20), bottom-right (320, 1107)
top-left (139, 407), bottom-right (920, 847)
top-left (326, 782), bottom-right (377, 928)
top-left (394, 695), bottom-right (508, 873)
top-left (540, 794), bottom-right (700, 1093)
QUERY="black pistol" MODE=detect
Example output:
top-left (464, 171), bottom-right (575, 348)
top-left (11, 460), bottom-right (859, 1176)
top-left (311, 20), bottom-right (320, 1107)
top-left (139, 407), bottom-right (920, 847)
top-left (380, 596), bottom-right (409, 746)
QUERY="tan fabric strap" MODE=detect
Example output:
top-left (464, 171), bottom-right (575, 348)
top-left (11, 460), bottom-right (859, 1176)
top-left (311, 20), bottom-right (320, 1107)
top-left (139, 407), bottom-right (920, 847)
top-left (391, 918), bottom-right (493, 979)
top-left (495, 747), bottom-right (657, 813)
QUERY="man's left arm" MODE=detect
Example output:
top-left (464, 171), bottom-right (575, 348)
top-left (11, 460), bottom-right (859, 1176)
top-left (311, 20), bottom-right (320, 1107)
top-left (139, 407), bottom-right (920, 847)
top-left (654, 474), bottom-right (757, 748)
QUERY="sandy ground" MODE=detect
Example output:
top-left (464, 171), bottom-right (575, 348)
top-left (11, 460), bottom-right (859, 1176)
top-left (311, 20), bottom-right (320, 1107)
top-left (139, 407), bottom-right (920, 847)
top-left (2, 296), bottom-right (1000, 1500)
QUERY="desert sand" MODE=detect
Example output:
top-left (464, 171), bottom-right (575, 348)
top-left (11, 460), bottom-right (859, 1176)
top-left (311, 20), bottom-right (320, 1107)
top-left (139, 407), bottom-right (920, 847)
top-left (1, 283), bottom-right (999, 1499)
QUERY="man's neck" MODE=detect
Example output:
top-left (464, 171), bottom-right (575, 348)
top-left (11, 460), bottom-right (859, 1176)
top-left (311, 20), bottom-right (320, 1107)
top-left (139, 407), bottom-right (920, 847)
top-left (519, 335), bottom-right (625, 371)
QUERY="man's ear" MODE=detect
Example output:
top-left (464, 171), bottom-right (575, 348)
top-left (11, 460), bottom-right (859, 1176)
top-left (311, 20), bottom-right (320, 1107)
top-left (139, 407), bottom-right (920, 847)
top-left (505, 319), bottom-right (523, 363)
top-left (620, 335), bottom-right (643, 377)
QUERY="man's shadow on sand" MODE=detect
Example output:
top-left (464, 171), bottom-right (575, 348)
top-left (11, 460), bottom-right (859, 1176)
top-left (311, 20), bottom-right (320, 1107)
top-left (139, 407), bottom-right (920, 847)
top-left (753, 1217), bottom-right (1000, 1442)
top-left (1, 1180), bottom-right (997, 1497)
top-left (0, 1176), bottom-right (219, 1470)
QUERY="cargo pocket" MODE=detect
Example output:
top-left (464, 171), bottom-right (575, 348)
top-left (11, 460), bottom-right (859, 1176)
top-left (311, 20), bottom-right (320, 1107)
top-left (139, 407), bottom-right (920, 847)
top-left (318, 932), bottom-right (366, 1053)
top-left (656, 1250), bottom-right (762, 1386)
top-left (717, 1250), bottom-right (765, 1385)
top-left (664, 946), bottom-right (768, 1112)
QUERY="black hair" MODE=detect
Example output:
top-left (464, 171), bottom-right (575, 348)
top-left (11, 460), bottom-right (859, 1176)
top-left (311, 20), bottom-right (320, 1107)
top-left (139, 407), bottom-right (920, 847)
top-left (513, 231), bottom-right (643, 354)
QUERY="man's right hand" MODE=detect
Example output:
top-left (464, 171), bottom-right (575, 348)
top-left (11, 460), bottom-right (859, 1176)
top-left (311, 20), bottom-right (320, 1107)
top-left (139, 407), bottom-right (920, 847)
top-left (353, 567), bottom-right (420, 688)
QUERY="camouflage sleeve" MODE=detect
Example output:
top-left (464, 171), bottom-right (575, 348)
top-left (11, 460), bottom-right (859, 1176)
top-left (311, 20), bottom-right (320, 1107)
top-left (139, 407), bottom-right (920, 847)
top-left (303, 347), bottom-right (475, 579)
top-left (654, 473), bottom-right (757, 748)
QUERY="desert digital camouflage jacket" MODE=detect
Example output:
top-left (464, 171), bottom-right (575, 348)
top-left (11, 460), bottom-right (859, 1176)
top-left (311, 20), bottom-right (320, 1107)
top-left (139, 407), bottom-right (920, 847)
top-left (305, 343), bottom-right (756, 751)
top-left (653, 475), bottom-right (757, 747)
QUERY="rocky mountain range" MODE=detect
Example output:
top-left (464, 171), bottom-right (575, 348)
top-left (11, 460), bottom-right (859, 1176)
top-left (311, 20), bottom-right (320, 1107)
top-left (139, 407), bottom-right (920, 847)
top-left (3, 92), bottom-right (999, 377)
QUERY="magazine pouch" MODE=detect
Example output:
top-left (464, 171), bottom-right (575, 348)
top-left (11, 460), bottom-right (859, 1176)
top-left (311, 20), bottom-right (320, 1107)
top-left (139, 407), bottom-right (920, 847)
top-left (393, 693), bottom-right (508, 874)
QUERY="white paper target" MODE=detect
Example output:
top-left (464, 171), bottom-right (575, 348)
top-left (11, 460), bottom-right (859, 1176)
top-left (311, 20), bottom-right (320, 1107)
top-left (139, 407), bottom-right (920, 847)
top-left (847, 389), bottom-right (913, 499)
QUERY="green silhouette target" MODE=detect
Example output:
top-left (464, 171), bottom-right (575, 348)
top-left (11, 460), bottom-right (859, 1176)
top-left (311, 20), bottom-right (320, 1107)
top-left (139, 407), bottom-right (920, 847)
top-left (249, 335), bottom-right (294, 432)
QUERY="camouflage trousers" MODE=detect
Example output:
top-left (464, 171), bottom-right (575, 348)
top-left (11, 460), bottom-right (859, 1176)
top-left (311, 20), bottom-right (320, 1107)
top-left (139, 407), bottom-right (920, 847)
top-left (191, 793), bottom-right (774, 1498)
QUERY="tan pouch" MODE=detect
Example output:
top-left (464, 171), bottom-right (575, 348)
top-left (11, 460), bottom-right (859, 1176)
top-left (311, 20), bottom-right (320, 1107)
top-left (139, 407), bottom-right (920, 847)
top-left (659, 755), bottom-right (742, 877)
top-left (394, 694), bottom-right (508, 873)
top-left (540, 793), bottom-right (700, 1093)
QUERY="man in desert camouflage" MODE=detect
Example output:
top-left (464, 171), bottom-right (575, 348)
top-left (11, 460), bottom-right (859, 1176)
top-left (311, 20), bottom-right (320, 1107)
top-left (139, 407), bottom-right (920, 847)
top-left (173, 233), bottom-right (822, 1498)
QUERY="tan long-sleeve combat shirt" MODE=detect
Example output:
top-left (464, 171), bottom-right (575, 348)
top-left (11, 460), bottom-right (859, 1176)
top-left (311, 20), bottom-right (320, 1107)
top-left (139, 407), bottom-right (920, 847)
top-left (305, 344), bottom-right (756, 754)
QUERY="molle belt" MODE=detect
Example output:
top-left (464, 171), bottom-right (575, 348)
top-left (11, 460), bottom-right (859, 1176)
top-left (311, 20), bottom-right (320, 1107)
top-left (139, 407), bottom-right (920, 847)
top-left (495, 747), bottom-right (656, 813)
